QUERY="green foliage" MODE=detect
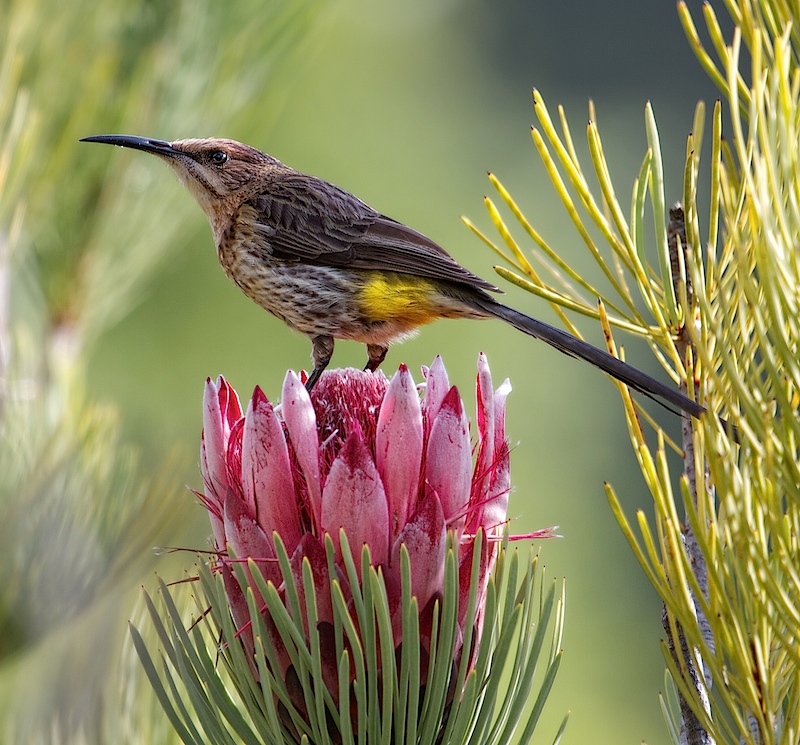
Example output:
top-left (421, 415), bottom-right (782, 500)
top-left (134, 532), bottom-right (566, 745)
top-left (2, 0), bottom-right (324, 347)
top-left (473, 1), bottom-right (800, 742)
top-left (0, 0), bottom-right (326, 741)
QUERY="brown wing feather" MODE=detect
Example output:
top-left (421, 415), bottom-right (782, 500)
top-left (246, 170), bottom-right (500, 293)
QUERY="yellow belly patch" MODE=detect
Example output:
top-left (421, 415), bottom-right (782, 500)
top-left (358, 272), bottom-right (439, 326)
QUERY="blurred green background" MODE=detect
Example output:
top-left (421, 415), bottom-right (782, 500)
top-left (1, 0), bottom-right (724, 742)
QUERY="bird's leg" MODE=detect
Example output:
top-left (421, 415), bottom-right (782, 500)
top-left (364, 344), bottom-right (388, 373)
top-left (306, 335), bottom-right (335, 391)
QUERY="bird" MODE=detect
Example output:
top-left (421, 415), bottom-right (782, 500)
top-left (81, 133), bottom-right (707, 420)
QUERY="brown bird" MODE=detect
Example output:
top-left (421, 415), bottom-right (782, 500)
top-left (81, 134), bottom-right (707, 419)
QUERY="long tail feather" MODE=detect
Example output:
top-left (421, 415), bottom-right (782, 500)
top-left (476, 299), bottom-right (706, 419)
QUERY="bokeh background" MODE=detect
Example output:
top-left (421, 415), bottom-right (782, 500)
top-left (1, 1), bottom-right (726, 743)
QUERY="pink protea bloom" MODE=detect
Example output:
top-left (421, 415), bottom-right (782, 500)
top-left (200, 354), bottom-right (511, 703)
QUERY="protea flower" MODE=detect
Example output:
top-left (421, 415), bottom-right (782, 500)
top-left (135, 356), bottom-right (562, 745)
top-left (201, 353), bottom-right (508, 667)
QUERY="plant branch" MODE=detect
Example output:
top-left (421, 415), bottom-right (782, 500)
top-left (664, 206), bottom-right (715, 745)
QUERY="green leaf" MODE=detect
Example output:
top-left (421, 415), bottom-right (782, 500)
top-left (135, 531), bottom-right (565, 745)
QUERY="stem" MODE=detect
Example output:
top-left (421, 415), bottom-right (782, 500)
top-left (664, 206), bottom-right (714, 745)
top-left (0, 230), bottom-right (8, 416)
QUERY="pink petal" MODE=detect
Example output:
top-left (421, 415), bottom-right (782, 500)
top-left (225, 418), bottom-right (245, 499)
top-left (222, 562), bottom-right (291, 681)
top-left (242, 387), bottom-right (302, 554)
top-left (221, 563), bottom-right (257, 675)
top-left (392, 491), bottom-right (446, 615)
top-left (471, 353), bottom-right (495, 529)
top-left (223, 489), bottom-right (273, 566)
top-left (416, 588), bottom-right (463, 674)
top-left (281, 370), bottom-right (322, 525)
top-left (223, 489), bottom-right (282, 618)
top-left (291, 533), bottom-right (333, 627)
top-left (481, 378), bottom-right (512, 536)
top-left (202, 378), bottom-right (242, 495)
top-left (476, 353), bottom-right (493, 430)
top-left (425, 386), bottom-right (471, 534)
top-left (376, 364), bottom-right (423, 537)
top-left (422, 355), bottom-right (450, 427)
top-left (459, 530), bottom-right (491, 616)
top-left (493, 378), bottom-right (512, 456)
top-left (457, 536), bottom-right (491, 661)
top-left (482, 439), bottom-right (510, 536)
top-left (221, 563), bottom-right (251, 632)
top-left (321, 428), bottom-right (389, 573)
top-left (200, 436), bottom-right (225, 549)
top-left (201, 377), bottom-right (242, 547)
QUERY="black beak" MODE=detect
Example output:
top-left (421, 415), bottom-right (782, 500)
top-left (80, 134), bottom-right (181, 157)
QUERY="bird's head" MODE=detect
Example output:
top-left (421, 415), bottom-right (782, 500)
top-left (81, 134), bottom-right (279, 225)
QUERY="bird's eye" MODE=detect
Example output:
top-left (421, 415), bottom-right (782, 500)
top-left (210, 150), bottom-right (228, 165)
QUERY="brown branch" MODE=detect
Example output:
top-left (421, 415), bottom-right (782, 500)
top-left (664, 204), bottom-right (715, 745)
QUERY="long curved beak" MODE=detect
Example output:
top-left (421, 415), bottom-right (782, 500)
top-left (80, 134), bottom-right (180, 158)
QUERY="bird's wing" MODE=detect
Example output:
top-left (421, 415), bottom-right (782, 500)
top-left (245, 171), bottom-right (500, 292)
